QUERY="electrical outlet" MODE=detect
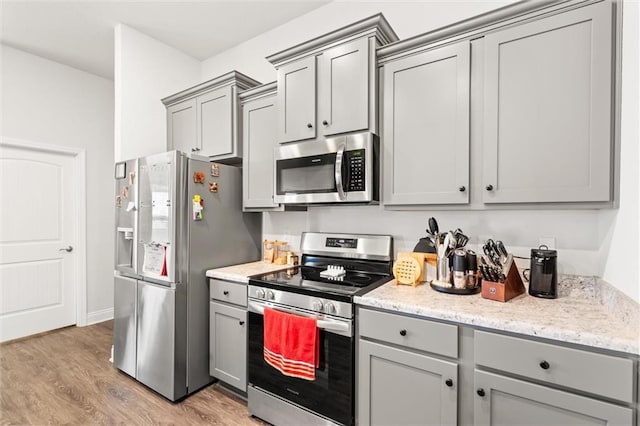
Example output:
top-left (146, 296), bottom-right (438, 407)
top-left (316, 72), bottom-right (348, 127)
top-left (538, 237), bottom-right (556, 249)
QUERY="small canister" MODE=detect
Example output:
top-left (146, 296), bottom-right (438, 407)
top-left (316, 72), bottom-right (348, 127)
top-left (528, 245), bottom-right (558, 299)
top-left (466, 250), bottom-right (478, 288)
top-left (452, 249), bottom-right (467, 289)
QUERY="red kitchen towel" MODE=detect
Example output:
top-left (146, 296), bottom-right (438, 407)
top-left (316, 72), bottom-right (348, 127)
top-left (263, 307), bottom-right (319, 381)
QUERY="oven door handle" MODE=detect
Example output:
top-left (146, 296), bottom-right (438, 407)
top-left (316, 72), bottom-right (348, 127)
top-left (248, 300), bottom-right (351, 335)
top-left (334, 143), bottom-right (347, 201)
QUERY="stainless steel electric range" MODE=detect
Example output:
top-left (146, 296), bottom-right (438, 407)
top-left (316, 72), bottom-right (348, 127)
top-left (247, 232), bottom-right (394, 426)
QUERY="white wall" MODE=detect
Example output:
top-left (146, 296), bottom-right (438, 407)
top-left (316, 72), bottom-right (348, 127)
top-left (201, 0), bottom-right (518, 82)
top-left (599, 0), bottom-right (640, 301)
top-left (202, 1), bottom-right (639, 302)
top-left (1, 45), bottom-right (115, 318)
top-left (114, 24), bottom-right (201, 161)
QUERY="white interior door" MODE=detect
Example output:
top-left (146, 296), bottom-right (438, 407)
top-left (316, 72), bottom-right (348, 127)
top-left (0, 143), bottom-right (78, 342)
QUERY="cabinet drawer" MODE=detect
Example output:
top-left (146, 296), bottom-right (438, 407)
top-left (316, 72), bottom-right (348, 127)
top-left (474, 330), bottom-right (634, 403)
top-left (209, 279), bottom-right (247, 307)
top-left (358, 308), bottom-right (458, 358)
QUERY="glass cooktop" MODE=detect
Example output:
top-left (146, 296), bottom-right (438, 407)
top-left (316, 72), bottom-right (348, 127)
top-left (250, 265), bottom-right (392, 300)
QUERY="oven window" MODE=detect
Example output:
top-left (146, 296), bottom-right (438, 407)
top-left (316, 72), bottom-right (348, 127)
top-left (248, 312), bottom-right (354, 425)
top-left (276, 153), bottom-right (337, 194)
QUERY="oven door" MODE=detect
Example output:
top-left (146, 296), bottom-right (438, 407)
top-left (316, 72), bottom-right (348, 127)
top-left (247, 300), bottom-right (354, 426)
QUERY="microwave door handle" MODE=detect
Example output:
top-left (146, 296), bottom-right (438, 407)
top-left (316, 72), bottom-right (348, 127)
top-left (335, 143), bottom-right (346, 201)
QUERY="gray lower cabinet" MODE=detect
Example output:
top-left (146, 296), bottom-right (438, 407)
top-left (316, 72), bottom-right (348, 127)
top-left (209, 278), bottom-right (248, 392)
top-left (482, 1), bottom-right (613, 204)
top-left (382, 39), bottom-right (470, 205)
top-left (240, 83), bottom-right (282, 211)
top-left (358, 340), bottom-right (458, 426)
top-left (474, 370), bottom-right (633, 426)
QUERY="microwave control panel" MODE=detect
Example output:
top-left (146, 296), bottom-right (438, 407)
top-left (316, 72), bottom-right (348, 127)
top-left (346, 150), bottom-right (365, 192)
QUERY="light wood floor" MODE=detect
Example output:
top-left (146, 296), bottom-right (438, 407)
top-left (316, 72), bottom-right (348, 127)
top-left (0, 321), bottom-right (264, 425)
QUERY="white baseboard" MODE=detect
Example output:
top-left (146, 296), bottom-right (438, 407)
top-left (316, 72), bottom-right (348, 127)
top-left (86, 307), bottom-right (114, 325)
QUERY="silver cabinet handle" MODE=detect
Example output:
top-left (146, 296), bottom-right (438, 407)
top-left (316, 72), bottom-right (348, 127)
top-left (59, 246), bottom-right (73, 253)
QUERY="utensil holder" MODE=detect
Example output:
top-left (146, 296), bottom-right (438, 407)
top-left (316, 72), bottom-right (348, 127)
top-left (436, 255), bottom-right (450, 284)
top-left (481, 262), bottom-right (525, 302)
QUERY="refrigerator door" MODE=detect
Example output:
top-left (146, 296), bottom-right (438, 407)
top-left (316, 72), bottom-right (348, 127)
top-left (136, 280), bottom-right (187, 401)
top-left (114, 159), bottom-right (138, 276)
top-left (113, 273), bottom-right (137, 378)
top-left (137, 151), bottom-right (185, 285)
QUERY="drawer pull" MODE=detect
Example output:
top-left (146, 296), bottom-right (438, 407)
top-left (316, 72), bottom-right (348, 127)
top-left (399, 329), bottom-right (407, 336)
top-left (239, 320), bottom-right (245, 326)
top-left (477, 388), bottom-right (485, 397)
top-left (223, 290), bottom-right (229, 296)
top-left (539, 360), bottom-right (550, 370)
top-left (445, 379), bottom-right (453, 387)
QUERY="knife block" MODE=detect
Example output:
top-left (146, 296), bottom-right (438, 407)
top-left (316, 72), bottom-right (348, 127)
top-left (481, 262), bottom-right (525, 302)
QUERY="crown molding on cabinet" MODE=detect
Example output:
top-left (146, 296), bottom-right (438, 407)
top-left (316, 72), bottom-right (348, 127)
top-left (266, 13), bottom-right (398, 67)
top-left (162, 70), bottom-right (261, 106)
top-left (376, 0), bottom-right (605, 64)
top-left (238, 81), bottom-right (277, 103)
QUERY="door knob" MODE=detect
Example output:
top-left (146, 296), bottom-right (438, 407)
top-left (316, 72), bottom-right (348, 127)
top-left (485, 184), bottom-right (494, 191)
top-left (445, 379), bottom-right (453, 387)
top-left (307, 123), bottom-right (313, 129)
top-left (322, 120), bottom-right (328, 126)
top-left (59, 246), bottom-right (73, 253)
top-left (459, 186), bottom-right (466, 192)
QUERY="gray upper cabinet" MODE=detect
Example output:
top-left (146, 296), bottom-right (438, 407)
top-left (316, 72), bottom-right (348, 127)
top-left (267, 14), bottom-right (398, 144)
top-left (382, 40), bottom-right (471, 205)
top-left (474, 370), bottom-right (633, 426)
top-left (318, 37), bottom-right (370, 137)
top-left (277, 56), bottom-right (316, 143)
top-left (162, 71), bottom-right (261, 163)
top-left (197, 86), bottom-right (233, 159)
top-left (482, 1), bottom-right (613, 204)
top-left (240, 83), bottom-right (282, 211)
top-left (167, 99), bottom-right (196, 155)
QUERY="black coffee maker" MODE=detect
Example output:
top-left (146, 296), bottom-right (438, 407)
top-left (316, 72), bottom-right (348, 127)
top-left (528, 245), bottom-right (558, 298)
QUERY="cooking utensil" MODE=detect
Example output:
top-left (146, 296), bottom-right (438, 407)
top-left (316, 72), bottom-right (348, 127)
top-left (495, 240), bottom-right (509, 264)
top-left (483, 240), bottom-right (501, 266)
top-left (428, 217), bottom-right (439, 237)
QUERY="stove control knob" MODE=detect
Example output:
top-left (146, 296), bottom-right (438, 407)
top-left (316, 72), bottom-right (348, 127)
top-left (324, 302), bottom-right (336, 314)
top-left (266, 290), bottom-right (275, 300)
top-left (312, 300), bottom-right (324, 312)
top-left (255, 289), bottom-right (266, 299)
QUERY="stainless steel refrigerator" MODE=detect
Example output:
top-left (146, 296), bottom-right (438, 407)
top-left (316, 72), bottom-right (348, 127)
top-left (113, 151), bottom-right (261, 401)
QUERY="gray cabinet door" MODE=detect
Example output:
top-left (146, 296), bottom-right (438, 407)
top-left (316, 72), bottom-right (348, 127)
top-left (197, 86), bottom-right (233, 158)
top-left (358, 340), bottom-right (458, 426)
top-left (318, 37), bottom-right (369, 137)
top-left (242, 93), bottom-right (280, 210)
top-left (167, 99), bottom-right (196, 153)
top-left (277, 55), bottom-right (316, 143)
top-left (209, 301), bottom-right (247, 392)
top-left (474, 370), bottom-right (632, 426)
top-left (482, 2), bottom-right (613, 203)
top-left (383, 40), bottom-right (470, 205)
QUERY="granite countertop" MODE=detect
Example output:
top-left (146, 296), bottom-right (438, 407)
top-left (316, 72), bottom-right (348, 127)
top-left (355, 276), bottom-right (639, 355)
top-left (205, 260), bottom-right (292, 283)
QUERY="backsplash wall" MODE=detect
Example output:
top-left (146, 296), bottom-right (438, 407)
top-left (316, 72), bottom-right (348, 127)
top-left (263, 206), bottom-right (603, 277)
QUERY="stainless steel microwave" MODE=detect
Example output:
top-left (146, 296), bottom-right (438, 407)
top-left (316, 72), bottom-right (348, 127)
top-left (274, 132), bottom-right (379, 205)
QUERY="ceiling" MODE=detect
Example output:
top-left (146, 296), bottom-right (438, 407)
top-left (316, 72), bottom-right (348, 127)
top-left (0, 0), bottom-right (331, 80)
